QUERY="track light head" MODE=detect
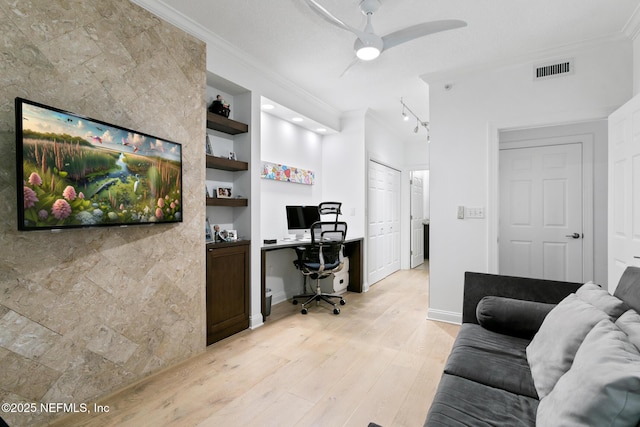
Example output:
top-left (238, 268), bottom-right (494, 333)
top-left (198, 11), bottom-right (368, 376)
top-left (400, 98), bottom-right (430, 141)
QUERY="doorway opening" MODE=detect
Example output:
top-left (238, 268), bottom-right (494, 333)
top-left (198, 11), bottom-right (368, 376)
top-left (410, 170), bottom-right (429, 269)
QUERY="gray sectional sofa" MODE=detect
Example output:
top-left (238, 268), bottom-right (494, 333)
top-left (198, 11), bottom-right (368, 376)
top-left (425, 267), bottom-right (640, 426)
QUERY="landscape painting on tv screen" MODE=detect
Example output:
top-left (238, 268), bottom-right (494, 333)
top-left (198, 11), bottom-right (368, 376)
top-left (16, 98), bottom-right (183, 231)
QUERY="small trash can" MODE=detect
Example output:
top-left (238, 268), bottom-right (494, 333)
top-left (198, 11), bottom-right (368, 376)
top-left (265, 288), bottom-right (273, 317)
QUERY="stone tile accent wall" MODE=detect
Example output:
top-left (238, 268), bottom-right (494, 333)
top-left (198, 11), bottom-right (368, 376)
top-left (0, 1), bottom-right (206, 425)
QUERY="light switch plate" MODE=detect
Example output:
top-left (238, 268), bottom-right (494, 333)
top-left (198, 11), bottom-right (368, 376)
top-left (457, 206), bottom-right (465, 219)
top-left (466, 207), bottom-right (485, 219)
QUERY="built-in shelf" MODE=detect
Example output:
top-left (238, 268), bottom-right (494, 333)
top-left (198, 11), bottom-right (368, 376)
top-left (206, 112), bottom-right (249, 135)
top-left (206, 197), bottom-right (248, 207)
top-left (206, 155), bottom-right (248, 171)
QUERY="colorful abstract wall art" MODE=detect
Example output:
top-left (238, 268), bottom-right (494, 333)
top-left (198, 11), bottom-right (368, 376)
top-left (261, 162), bottom-right (315, 185)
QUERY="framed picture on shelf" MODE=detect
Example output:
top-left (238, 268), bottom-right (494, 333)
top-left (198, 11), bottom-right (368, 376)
top-left (228, 152), bottom-right (236, 160)
top-left (217, 187), bottom-right (232, 198)
top-left (205, 134), bottom-right (213, 155)
top-left (227, 230), bottom-right (238, 241)
top-left (205, 218), bottom-right (213, 242)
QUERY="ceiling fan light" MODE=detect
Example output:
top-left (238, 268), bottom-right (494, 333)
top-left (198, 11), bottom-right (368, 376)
top-left (356, 46), bottom-right (380, 61)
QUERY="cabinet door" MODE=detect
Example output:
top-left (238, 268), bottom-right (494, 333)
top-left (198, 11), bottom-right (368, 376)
top-left (206, 244), bottom-right (249, 344)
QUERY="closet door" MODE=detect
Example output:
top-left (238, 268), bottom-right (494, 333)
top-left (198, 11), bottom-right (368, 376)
top-left (368, 160), bottom-right (401, 285)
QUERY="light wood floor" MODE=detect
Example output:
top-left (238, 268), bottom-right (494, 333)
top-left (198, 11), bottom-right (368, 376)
top-left (50, 263), bottom-right (459, 427)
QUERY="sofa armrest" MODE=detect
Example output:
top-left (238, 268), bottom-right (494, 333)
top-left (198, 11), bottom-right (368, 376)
top-left (476, 296), bottom-right (556, 339)
top-left (462, 271), bottom-right (582, 324)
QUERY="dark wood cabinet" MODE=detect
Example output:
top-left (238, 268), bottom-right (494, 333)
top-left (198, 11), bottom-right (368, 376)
top-left (206, 240), bottom-right (250, 345)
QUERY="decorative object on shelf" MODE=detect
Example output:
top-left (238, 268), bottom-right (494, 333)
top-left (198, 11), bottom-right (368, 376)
top-left (212, 224), bottom-right (229, 242)
top-left (400, 97), bottom-right (430, 141)
top-left (205, 182), bottom-right (215, 198)
top-left (228, 152), bottom-right (236, 160)
top-left (205, 218), bottom-right (213, 242)
top-left (206, 134), bottom-right (213, 155)
top-left (261, 161), bottom-right (315, 185)
top-left (208, 94), bottom-right (230, 118)
top-left (217, 187), bottom-right (232, 198)
top-left (217, 228), bottom-right (231, 242)
top-left (227, 230), bottom-right (237, 241)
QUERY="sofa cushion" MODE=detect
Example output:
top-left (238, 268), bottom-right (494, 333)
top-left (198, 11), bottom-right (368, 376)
top-left (616, 309), bottom-right (640, 351)
top-left (425, 374), bottom-right (538, 427)
top-left (536, 319), bottom-right (640, 426)
top-left (526, 294), bottom-right (609, 399)
top-left (613, 266), bottom-right (640, 313)
top-left (444, 324), bottom-right (538, 398)
top-left (576, 281), bottom-right (629, 319)
top-left (476, 296), bottom-right (555, 339)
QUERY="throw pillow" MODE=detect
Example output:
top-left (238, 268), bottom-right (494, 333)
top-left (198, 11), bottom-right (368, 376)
top-left (616, 309), bottom-right (640, 351)
top-left (576, 282), bottom-right (629, 319)
top-left (537, 319), bottom-right (640, 426)
top-left (476, 296), bottom-right (555, 339)
top-left (526, 294), bottom-right (609, 399)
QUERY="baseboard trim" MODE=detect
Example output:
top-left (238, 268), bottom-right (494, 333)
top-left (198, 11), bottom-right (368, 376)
top-left (249, 314), bottom-right (264, 330)
top-left (427, 308), bottom-right (462, 325)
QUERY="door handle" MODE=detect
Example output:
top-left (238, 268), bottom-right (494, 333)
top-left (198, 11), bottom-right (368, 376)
top-left (565, 233), bottom-right (581, 239)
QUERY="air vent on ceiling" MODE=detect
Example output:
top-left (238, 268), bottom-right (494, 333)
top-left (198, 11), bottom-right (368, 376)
top-left (533, 59), bottom-right (574, 81)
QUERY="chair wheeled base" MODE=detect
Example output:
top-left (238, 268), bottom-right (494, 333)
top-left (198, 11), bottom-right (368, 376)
top-left (292, 281), bottom-right (346, 315)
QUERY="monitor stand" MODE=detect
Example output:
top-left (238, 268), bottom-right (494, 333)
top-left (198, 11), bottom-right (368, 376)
top-left (294, 231), bottom-right (310, 241)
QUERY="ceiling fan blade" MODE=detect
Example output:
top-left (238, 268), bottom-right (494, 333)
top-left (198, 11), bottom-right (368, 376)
top-left (304, 0), bottom-right (365, 38)
top-left (340, 57), bottom-right (360, 77)
top-left (382, 19), bottom-right (467, 51)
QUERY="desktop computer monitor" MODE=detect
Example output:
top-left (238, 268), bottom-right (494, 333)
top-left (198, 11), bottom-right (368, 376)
top-left (286, 205), bottom-right (320, 239)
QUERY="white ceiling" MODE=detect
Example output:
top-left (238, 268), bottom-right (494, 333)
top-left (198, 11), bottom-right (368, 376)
top-left (141, 0), bottom-right (640, 140)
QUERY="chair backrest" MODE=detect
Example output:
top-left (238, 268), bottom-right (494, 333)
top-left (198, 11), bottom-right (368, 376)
top-left (318, 202), bottom-right (342, 223)
top-left (306, 221), bottom-right (347, 270)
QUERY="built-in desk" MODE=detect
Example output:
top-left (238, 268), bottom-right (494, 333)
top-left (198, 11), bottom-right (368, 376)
top-left (260, 237), bottom-right (363, 320)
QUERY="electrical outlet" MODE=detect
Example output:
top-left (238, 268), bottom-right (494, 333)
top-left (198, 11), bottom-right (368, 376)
top-left (466, 207), bottom-right (485, 219)
top-left (457, 206), bottom-right (465, 219)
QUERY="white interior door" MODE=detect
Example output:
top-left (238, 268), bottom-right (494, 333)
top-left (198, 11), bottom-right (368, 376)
top-left (368, 160), bottom-right (401, 285)
top-left (410, 171), bottom-right (425, 268)
top-left (499, 143), bottom-right (583, 282)
top-left (608, 93), bottom-right (640, 292)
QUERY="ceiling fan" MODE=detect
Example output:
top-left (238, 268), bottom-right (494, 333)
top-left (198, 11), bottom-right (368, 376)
top-left (305, 0), bottom-right (467, 66)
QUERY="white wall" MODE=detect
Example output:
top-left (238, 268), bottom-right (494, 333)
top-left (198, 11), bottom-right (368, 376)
top-left (322, 111), bottom-right (367, 240)
top-left (261, 112), bottom-right (324, 304)
top-left (425, 39), bottom-right (634, 324)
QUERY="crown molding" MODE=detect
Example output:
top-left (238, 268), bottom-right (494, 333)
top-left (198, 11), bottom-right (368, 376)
top-left (130, 0), bottom-right (342, 121)
top-left (623, 2), bottom-right (640, 40)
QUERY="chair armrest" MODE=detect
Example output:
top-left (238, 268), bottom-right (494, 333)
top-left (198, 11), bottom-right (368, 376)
top-left (462, 272), bottom-right (582, 324)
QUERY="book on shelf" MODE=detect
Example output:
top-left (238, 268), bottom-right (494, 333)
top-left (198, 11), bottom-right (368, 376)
top-left (205, 217), bottom-right (213, 242)
top-left (205, 134), bottom-right (213, 155)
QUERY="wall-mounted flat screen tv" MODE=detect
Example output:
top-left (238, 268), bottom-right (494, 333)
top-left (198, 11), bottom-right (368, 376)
top-left (15, 98), bottom-right (183, 231)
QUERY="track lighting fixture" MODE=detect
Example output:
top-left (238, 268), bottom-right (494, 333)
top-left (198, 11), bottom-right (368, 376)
top-left (400, 98), bottom-right (429, 140)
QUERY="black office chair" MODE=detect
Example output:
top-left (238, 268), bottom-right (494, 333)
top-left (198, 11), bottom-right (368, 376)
top-left (292, 220), bottom-right (348, 314)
